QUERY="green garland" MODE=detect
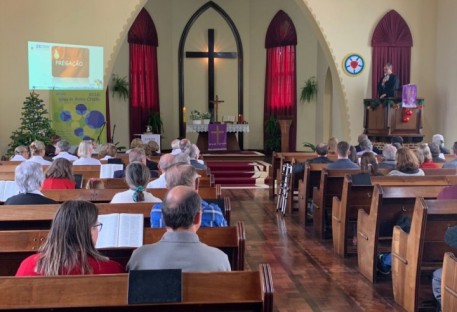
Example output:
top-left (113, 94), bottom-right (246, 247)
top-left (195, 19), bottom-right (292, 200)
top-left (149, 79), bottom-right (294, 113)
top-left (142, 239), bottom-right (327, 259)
top-left (363, 98), bottom-right (425, 110)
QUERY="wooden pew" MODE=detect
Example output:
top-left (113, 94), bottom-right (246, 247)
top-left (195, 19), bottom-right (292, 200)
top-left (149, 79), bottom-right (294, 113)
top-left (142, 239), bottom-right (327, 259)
top-left (423, 167), bottom-right (457, 176)
top-left (0, 197), bottom-right (231, 230)
top-left (442, 252), bottom-right (457, 312)
top-left (332, 175), bottom-right (457, 257)
top-left (312, 168), bottom-right (360, 239)
top-left (0, 164), bottom-right (101, 181)
top-left (0, 221), bottom-right (245, 275)
top-left (0, 264), bottom-right (272, 312)
top-left (391, 199), bottom-right (457, 312)
top-left (297, 162), bottom-right (328, 224)
top-left (357, 185), bottom-right (447, 283)
top-left (41, 185), bottom-right (221, 203)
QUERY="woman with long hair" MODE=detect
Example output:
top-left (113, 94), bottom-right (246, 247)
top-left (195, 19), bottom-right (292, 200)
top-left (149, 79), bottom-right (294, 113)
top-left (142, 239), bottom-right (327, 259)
top-left (42, 158), bottom-right (76, 190)
top-left (388, 147), bottom-right (425, 176)
top-left (111, 162), bottom-right (161, 203)
top-left (73, 140), bottom-right (102, 165)
top-left (16, 200), bottom-right (124, 275)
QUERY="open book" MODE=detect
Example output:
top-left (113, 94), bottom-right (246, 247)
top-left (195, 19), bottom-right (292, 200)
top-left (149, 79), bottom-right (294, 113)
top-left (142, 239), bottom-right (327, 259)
top-left (95, 213), bottom-right (144, 248)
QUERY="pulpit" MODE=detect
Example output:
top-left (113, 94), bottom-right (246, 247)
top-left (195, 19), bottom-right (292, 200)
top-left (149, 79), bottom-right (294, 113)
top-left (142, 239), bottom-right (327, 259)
top-left (363, 98), bottom-right (424, 142)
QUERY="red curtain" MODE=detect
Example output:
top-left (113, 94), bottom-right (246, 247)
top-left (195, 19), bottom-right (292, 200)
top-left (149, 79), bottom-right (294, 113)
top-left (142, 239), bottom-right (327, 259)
top-left (128, 9), bottom-right (159, 140)
top-left (264, 11), bottom-right (297, 151)
top-left (371, 10), bottom-right (413, 98)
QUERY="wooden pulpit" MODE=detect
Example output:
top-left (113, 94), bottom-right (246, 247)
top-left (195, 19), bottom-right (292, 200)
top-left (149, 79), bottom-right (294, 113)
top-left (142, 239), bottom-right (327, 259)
top-left (363, 98), bottom-right (424, 142)
top-left (278, 119), bottom-right (293, 152)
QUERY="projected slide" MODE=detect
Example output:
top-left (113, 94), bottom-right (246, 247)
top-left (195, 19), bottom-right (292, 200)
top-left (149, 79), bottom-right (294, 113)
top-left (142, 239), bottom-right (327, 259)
top-left (28, 41), bottom-right (103, 90)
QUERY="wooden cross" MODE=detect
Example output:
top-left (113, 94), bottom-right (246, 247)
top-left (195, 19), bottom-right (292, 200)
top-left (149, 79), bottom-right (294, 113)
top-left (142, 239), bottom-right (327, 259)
top-left (186, 29), bottom-right (237, 120)
top-left (210, 95), bottom-right (224, 123)
top-left (210, 125), bottom-right (225, 144)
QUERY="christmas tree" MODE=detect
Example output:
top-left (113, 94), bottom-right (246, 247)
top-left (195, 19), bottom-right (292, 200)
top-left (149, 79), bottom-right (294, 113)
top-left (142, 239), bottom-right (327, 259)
top-left (7, 92), bottom-right (56, 156)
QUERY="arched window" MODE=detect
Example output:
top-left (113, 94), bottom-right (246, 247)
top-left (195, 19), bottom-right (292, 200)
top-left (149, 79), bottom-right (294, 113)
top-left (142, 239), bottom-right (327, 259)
top-left (128, 8), bottom-right (159, 139)
top-left (371, 10), bottom-right (413, 98)
top-left (264, 10), bottom-right (297, 151)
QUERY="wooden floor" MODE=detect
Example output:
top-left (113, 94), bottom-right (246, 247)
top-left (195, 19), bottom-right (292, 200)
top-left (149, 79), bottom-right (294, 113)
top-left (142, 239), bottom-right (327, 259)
top-left (223, 188), bottom-right (405, 312)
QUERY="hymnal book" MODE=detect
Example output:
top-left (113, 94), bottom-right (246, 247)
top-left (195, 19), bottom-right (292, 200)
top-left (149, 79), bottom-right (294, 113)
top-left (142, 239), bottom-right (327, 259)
top-left (95, 213), bottom-right (143, 248)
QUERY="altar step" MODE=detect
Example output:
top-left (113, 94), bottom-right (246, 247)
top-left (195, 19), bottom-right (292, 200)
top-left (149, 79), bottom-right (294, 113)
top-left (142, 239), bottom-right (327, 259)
top-left (206, 161), bottom-right (270, 188)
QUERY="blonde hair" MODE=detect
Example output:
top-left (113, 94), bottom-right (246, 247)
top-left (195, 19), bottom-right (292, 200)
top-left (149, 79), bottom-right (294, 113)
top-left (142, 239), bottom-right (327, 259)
top-left (145, 141), bottom-right (159, 157)
top-left (77, 141), bottom-right (94, 158)
top-left (327, 137), bottom-right (339, 155)
top-left (130, 138), bottom-right (144, 149)
top-left (98, 143), bottom-right (117, 158)
top-left (125, 162), bottom-right (150, 202)
top-left (29, 140), bottom-right (46, 156)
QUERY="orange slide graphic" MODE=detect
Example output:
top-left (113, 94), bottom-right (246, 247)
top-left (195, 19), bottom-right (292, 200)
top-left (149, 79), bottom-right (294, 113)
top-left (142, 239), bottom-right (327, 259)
top-left (52, 46), bottom-right (89, 78)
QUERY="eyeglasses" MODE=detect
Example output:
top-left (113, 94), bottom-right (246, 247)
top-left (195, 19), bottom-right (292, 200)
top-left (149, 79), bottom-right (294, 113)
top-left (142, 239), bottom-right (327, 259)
top-left (92, 222), bottom-right (103, 232)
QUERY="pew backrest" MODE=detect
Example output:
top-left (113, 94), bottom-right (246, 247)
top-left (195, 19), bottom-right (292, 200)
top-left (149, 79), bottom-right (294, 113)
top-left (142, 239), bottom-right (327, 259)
top-left (442, 252), bottom-right (457, 312)
top-left (0, 263), bottom-right (272, 311)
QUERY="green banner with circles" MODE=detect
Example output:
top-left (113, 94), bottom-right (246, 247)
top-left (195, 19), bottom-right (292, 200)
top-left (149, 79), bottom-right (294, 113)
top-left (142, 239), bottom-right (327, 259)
top-left (50, 90), bottom-right (106, 145)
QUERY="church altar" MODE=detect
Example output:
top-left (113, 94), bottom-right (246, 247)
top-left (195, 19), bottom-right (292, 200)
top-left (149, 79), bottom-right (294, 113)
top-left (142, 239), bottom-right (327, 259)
top-left (186, 123), bottom-right (249, 152)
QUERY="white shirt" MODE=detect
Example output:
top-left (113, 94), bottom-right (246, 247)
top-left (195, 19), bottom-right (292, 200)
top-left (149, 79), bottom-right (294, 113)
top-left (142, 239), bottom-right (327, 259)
top-left (27, 156), bottom-right (52, 166)
top-left (53, 152), bottom-right (78, 162)
top-left (99, 155), bottom-right (114, 161)
top-left (9, 155), bottom-right (27, 162)
top-left (73, 157), bottom-right (102, 165)
top-left (147, 174), bottom-right (167, 189)
top-left (110, 189), bottom-right (162, 203)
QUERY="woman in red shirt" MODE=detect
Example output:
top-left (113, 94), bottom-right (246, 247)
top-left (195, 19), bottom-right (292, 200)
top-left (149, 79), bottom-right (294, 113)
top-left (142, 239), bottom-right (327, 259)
top-left (16, 200), bottom-right (124, 276)
top-left (42, 158), bottom-right (76, 189)
top-left (417, 143), bottom-right (441, 169)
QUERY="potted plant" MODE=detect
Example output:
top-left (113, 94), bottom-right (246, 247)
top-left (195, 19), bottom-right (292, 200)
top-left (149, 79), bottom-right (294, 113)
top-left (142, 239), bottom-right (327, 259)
top-left (111, 74), bottom-right (129, 101)
top-left (300, 76), bottom-right (318, 103)
top-left (190, 110), bottom-right (201, 124)
top-left (264, 116), bottom-right (281, 154)
top-left (147, 111), bottom-right (163, 134)
top-left (201, 112), bottom-right (211, 124)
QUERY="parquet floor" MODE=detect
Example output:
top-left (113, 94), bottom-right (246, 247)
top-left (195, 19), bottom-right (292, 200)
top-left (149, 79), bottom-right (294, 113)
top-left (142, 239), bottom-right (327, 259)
top-left (222, 188), bottom-right (405, 312)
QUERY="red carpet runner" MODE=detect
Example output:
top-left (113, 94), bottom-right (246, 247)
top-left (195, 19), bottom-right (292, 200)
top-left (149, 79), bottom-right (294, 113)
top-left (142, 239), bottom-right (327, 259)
top-left (206, 161), bottom-right (269, 187)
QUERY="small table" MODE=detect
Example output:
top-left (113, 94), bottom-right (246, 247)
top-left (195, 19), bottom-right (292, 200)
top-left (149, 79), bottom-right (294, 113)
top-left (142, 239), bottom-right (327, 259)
top-left (186, 123), bottom-right (250, 152)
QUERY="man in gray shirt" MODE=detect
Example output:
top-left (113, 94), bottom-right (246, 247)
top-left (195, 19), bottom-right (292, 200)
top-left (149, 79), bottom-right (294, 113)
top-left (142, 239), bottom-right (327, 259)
top-left (127, 185), bottom-right (231, 272)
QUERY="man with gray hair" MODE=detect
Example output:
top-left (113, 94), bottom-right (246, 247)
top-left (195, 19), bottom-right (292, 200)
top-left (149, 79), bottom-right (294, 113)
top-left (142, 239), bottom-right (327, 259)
top-left (189, 144), bottom-right (207, 170)
top-left (378, 144), bottom-right (397, 170)
top-left (128, 185), bottom-right (231, 272)
top-left (355, 134), bottom-right (381, 154)
top-left (150, 163), bottom-right (227, 228)
top-left (147, 153), bottom-right (176, 188)
top-left (429, 142), bottom-right (445, 163)
top-left (432, 134), bottom-right (450, 155)
top-left (4, 162), bottom-right (57, 205)
top-left (52, 140), bottom-right (78, 162)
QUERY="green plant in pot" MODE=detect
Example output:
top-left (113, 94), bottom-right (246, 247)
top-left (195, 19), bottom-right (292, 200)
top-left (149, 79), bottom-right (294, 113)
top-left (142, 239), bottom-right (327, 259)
top-left (190, 110), bottom-right (201, 124)
top-left (264, 116), bottom-right (281, 153)
top-left (300, 76), bottom-right (318, 103)
top-left (201, 112), bottom-right (211, 124)
top-left (111, 74), bottom-right (129, 100)
top-left (147, 111), bottom-right (163, 134)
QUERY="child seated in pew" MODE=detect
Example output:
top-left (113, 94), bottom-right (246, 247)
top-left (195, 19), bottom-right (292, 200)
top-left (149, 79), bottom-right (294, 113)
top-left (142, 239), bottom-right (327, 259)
top-left (110, 162), bottom-right (161, 204)
top-left (16, 200), bottom-right (125, 276)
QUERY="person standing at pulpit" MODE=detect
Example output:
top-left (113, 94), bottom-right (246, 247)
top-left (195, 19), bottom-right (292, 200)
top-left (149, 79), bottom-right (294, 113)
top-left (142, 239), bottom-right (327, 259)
top-left (377, 63), bottom-right (400, 99)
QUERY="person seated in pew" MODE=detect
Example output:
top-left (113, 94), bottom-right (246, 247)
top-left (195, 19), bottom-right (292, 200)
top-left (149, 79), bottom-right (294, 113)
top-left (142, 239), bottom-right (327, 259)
top-left (128, 185), bottom-right (230, 272)
top-left (16, 200), bottom-right (125, 276)
top-left (355, 134), bottom-right (382, 155)
top-left (417, 143), bottom-right (440, 169)
top-left (98, 143), bottom-right (118, 161)
top-left (126, 138), bottom-right (143, 154)
top-left (179, 138), bottom-right (192, 155)
top-left (326, 141), bottom-right (359, 169)
top-left (387, 147), bottom-right (424, 176)
top-left (432, 225), bottom-right (457, 310)
top-left (432, 133), bottom-right (451, 155)
top-left (170, 138), bottom-right (181, 155)
top-left (110, 162), bottom-right (161, 203)
top-left (44, 134), bottom-right (61, 158)
top-left (9, 145), bottom-right (29, 161)
top-left (188, 144), bottom-right (207, 170)
top-left (351, 152), bottom-right (383, 185)
top-left (73, 140), bottom-right (102, 166)
top-left (113, 147), bottom-right (159, 179)
top-left (52, 140), bottom-right (78, 162)
top-left (42, 158), bottom-right (76, 190)
top-left (147, 153), bottom-right (176, 189)
top-left (378, 144), bottom-right (397, 170)
top-left (391, 135), bottom-right (404, 150)
top-left (4, 161), bottom-right (57, 205)
top-left (348, 145), bottom-right (358, 164)
top-left (429, 142), bottom-right (446, 163)
top-left (151, 164), bottom-right (227, 228)
top-left (356, 139), bottom-right (377, 157)
top-left (27, 140), bottom-right (52, 165)
top-left (145, 140), bottom-right (160, 157)
top-left (442, 142), bottom-right (457, 169)
top-left (292, 143), bottom-right (333, 178)
top-left (327, 137), bottom-right (339, 156)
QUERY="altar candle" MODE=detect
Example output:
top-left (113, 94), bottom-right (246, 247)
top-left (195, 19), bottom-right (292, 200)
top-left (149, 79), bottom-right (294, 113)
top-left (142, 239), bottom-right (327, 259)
top-left (183, 106), bottom-right (186, 123)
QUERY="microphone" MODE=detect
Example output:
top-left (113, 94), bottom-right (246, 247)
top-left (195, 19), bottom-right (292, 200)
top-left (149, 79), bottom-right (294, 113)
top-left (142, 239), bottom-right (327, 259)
top-left (96, 122), bottom-right (106, 144)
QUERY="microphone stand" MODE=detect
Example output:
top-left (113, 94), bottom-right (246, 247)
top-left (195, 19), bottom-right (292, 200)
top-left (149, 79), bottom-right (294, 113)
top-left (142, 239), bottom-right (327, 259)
top-left (96, 122), bottom-right (106, 144)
